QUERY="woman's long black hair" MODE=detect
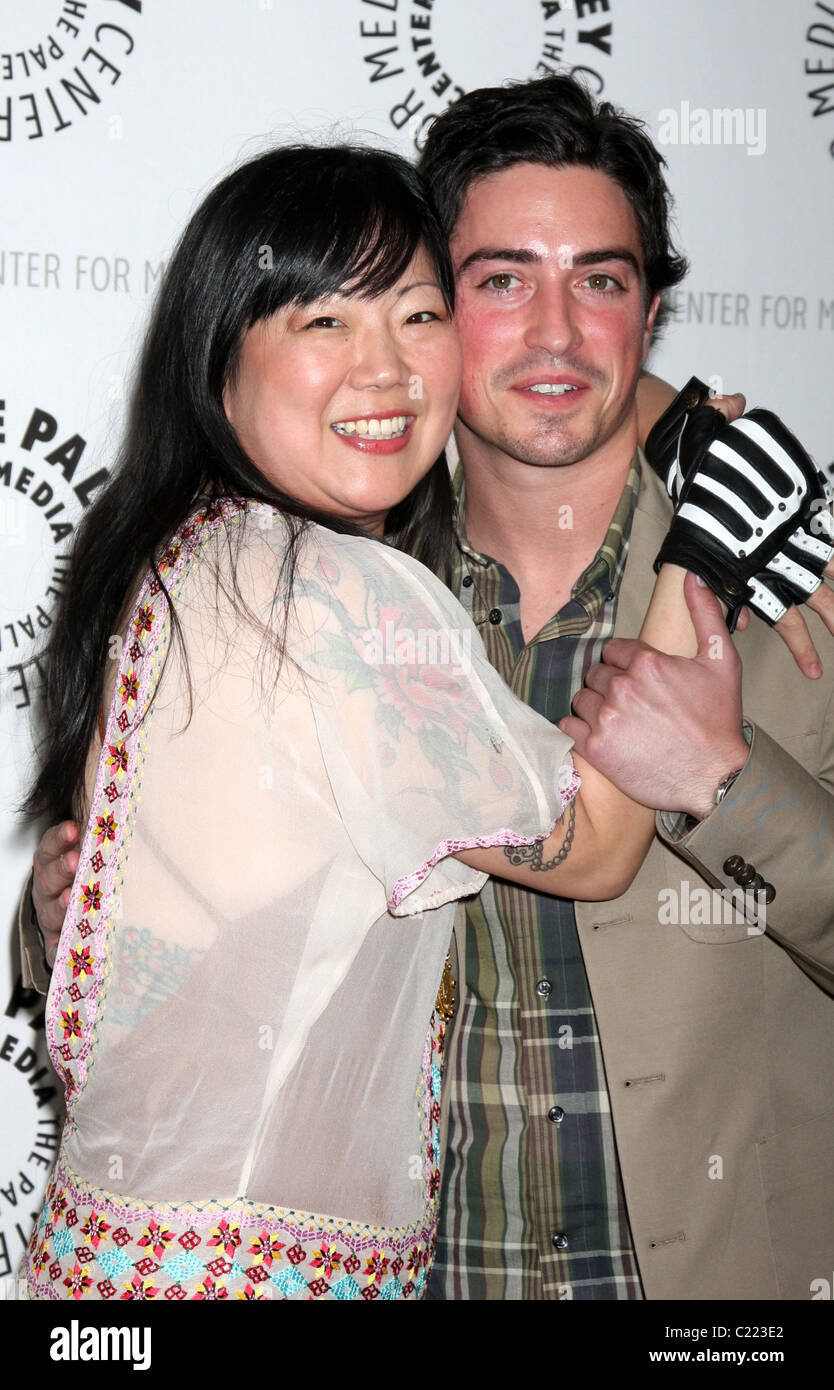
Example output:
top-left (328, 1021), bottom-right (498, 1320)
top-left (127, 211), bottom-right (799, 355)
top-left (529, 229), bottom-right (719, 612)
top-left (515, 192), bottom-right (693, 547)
top-left (25, 144), bottom-right (457, 825)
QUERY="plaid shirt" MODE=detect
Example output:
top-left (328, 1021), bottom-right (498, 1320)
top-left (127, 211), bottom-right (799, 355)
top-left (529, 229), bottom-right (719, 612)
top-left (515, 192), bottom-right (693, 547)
top-left (428, 454), bottom-right (645, 1301)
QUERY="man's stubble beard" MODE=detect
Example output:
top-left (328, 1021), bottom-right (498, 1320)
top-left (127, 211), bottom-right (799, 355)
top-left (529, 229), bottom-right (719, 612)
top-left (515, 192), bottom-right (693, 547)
top-left (467, 412), bottom-right (606, 470)
top-left (477, 353), bottom-right (617, 468)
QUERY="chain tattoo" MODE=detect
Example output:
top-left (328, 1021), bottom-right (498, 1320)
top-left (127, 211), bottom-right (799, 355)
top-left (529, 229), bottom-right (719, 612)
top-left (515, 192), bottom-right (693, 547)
top-left (503, 798), bottom-right (576, 873)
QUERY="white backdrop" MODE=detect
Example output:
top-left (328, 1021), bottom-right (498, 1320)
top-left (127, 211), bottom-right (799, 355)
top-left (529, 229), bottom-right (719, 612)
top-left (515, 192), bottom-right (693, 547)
top-left (1, 0), bottom-right (833, 1287)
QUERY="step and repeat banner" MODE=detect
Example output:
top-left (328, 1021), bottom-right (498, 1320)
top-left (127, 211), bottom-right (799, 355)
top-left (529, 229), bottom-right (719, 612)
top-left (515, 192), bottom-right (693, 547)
top-left (1, 0), bottom-right (832, 1285)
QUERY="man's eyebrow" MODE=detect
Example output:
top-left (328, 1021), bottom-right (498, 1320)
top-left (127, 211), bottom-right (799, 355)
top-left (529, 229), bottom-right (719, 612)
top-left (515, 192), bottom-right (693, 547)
top-left (572, 248), bottom-right (641, 274)
top-left (455, 246), bottom-right (642, 275)
top-left (455, 247), bottom-right (543, 273)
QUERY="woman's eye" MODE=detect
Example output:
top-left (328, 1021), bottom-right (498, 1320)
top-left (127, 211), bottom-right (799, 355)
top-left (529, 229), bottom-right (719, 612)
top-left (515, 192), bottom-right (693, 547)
top-left (405, 310), bottom-right (439, 324)
top-left (583, 273), bottom-right (620, 293)
top-left (305, 315), bottom-right (345, 329)
top-left (481, 272), bottom-right (522, 292)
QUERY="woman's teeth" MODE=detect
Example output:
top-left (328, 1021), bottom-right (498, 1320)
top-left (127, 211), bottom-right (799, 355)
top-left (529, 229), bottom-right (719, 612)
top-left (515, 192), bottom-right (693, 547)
top-left (332, 415), bottom-right (410, 438)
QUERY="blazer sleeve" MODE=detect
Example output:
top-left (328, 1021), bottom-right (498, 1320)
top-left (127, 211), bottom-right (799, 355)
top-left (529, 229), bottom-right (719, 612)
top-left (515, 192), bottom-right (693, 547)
top-left (656, 719), bottom-right (834, 994)
top-left (17, 869), bottom-right (53, 996)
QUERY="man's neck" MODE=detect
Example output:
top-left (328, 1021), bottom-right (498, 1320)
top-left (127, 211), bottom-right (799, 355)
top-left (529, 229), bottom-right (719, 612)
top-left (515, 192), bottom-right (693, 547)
top-left (457, 418), bottom-right (637, 590)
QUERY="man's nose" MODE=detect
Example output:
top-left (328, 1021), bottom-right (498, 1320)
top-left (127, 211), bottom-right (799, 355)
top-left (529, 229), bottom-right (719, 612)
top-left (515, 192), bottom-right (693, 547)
top-left (523, 280), bottom-right (582, 357)
top-left (348, 329), bottom-right (409, 390)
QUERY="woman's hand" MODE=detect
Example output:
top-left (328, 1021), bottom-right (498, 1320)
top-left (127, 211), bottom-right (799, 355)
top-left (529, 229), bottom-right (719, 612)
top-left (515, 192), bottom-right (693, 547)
top-left (642, 376), bottom-right (834, 677)
top-left (769, 557), bottom-right (834, 678)
top-left (636, 370), bottom-right (745, 446)
top-left (31, 820), bottom-right (79, 968)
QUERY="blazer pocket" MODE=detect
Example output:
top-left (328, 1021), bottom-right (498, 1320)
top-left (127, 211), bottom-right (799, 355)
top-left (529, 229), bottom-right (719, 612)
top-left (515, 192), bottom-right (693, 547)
top-left (756, 1108), bottom-right (834, 1300)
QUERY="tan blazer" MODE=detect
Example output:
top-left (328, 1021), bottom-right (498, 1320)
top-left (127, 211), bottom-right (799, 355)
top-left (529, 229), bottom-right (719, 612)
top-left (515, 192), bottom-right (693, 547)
top-left (571, 462), bottom-right (834, 1300)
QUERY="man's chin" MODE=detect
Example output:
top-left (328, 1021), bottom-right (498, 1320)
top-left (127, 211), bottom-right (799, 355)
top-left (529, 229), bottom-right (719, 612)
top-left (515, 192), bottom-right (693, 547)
top-left (497, 427), bottom-right (603, 469)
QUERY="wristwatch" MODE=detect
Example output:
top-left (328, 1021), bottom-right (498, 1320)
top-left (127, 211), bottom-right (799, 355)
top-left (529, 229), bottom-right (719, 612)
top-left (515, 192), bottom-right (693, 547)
top-left (714, 767), bottom-right (744, 806)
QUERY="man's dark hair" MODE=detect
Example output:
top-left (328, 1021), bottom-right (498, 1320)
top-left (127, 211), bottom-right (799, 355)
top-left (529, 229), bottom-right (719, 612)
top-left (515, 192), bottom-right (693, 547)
top-left (419, 74), bottom-right (688, 329)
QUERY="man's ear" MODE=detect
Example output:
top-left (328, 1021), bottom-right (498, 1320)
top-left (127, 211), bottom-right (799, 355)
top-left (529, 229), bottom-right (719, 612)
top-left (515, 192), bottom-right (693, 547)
top-left (642, 293), bottom-right (662, 360)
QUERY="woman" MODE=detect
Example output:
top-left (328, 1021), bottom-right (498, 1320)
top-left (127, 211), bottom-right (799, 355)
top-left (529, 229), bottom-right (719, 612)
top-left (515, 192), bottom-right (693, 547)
top-left (20, 145), bottom-right (743, 1302)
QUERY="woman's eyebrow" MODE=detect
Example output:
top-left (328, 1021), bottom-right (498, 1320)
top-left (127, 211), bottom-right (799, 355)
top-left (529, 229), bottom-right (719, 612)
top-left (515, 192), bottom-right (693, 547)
top-left (395, 278), bottom-right (442, 297)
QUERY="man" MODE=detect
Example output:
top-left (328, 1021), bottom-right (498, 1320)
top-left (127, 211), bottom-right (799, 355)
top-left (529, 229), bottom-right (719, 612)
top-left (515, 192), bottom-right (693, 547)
top-left (24, 76), bottom-right (834, 1301)
top-left (414, 75), bottom-right (834, 1301)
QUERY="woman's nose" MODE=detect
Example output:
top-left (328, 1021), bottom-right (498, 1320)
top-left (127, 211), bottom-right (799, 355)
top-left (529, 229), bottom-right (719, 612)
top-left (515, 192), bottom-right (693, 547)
top-left (347, 329), bottom-right (409, 390)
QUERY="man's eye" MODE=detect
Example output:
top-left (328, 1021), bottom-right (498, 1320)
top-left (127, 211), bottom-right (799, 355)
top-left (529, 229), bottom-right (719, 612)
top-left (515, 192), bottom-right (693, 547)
top-left (480, 272), bottom-right (522, 292)
top-left (583, 273), bottom-right (620, 293)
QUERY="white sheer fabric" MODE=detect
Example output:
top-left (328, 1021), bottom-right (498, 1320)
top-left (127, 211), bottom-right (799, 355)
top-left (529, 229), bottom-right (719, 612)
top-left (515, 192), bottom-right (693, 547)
top-left (29, 503), bottom-right (576, 1300)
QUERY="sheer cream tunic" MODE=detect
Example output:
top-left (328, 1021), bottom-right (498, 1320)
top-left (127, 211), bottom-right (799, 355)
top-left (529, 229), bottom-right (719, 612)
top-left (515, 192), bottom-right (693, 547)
top-left (54, 504), bottom-right (577, 1235)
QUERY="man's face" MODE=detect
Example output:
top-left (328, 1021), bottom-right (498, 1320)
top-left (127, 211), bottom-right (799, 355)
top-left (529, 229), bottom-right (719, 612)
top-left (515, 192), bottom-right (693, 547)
top-left (450, 162), bottom-right (660, 469)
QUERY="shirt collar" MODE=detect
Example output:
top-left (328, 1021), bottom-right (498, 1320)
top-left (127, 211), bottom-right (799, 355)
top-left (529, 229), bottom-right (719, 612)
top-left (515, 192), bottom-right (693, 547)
top-left (452, 448), bottom-right (642, 599)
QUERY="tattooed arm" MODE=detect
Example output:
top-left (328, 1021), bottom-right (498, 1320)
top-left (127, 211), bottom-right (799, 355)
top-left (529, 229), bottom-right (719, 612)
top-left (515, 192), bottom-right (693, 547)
top-left (454, 752), bottom-right (654, 902)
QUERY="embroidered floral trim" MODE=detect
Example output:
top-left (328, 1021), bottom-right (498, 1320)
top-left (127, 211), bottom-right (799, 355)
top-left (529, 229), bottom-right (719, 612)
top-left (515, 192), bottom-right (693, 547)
top-left (387, 760), bottom-right (581, 911)
top-left (45, 499), bottom-right (249, 1114)
top-left (22, 1135), bottom-right (438, 1301)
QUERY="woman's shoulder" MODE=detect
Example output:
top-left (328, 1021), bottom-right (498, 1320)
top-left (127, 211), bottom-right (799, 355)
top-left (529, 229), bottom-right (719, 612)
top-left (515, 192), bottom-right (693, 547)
top-left (298, 521), bottom-right (460, 613)
top-left (161, 499), bottom-right (464, 630)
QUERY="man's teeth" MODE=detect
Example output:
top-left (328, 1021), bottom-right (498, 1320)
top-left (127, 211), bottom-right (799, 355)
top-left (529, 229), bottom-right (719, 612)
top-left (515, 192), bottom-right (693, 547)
top-left (526, 383), bottom-right (579, 395)
top-left (332, 415), bottom-right (410, 438)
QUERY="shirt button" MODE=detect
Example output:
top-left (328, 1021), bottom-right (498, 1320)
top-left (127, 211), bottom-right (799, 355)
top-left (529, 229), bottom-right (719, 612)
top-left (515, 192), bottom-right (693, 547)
top-left (552, 1232), bottom-right (569, 1250)
top-left (536, 978), bottom-right (552, 998)
top-left (462, 575), bottom-right (473, 587)
top-left (488, 608), bottom-right (503, 625)
top-left (548, 1105), bottom-right (565, 1124)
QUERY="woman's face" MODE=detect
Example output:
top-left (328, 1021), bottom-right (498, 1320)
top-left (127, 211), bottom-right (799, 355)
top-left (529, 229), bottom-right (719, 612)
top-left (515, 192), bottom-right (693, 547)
top-left (223, 248), bottom-right (462, 534)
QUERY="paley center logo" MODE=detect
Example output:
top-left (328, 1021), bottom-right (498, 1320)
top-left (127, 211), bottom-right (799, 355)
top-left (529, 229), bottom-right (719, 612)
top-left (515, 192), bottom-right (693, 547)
top-left (0, 973), bottom-right (61, 1298)
top-left (356, 0), bottom-right (615, 151)
top-left (804, 0), bottom-right (834, 159)
top-left (0, 396), bottom-right (109, 716)
top-left (0, 0), bottom-right (143, 144)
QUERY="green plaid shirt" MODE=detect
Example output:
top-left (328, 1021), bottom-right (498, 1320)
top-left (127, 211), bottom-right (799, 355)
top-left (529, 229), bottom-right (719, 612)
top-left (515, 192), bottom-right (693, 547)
top-left (428, 454), bottom-right (644, 1301)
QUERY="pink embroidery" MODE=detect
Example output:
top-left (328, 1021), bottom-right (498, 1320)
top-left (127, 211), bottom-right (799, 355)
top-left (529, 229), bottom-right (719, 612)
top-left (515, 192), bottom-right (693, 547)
top-left (45, 499), bottom-right (249, 1113)
top-left (387, 761), bottom-right (581, 911)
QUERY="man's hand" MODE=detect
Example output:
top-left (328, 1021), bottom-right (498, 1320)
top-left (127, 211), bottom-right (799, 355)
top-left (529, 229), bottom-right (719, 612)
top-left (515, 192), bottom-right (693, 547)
top-left (32, 820), bottom-right (79, 968)
top-left (560, 573), bottom-right (749, 820)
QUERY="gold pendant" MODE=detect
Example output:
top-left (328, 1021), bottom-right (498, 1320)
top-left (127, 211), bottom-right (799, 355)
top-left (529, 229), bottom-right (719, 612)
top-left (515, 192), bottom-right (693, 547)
top-left (435, 952), bottom-right (456, 1022)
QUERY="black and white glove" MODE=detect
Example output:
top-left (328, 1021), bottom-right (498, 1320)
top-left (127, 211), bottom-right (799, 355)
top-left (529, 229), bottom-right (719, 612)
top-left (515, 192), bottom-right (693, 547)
top-left (646, 379), bottom-right (834, 629)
